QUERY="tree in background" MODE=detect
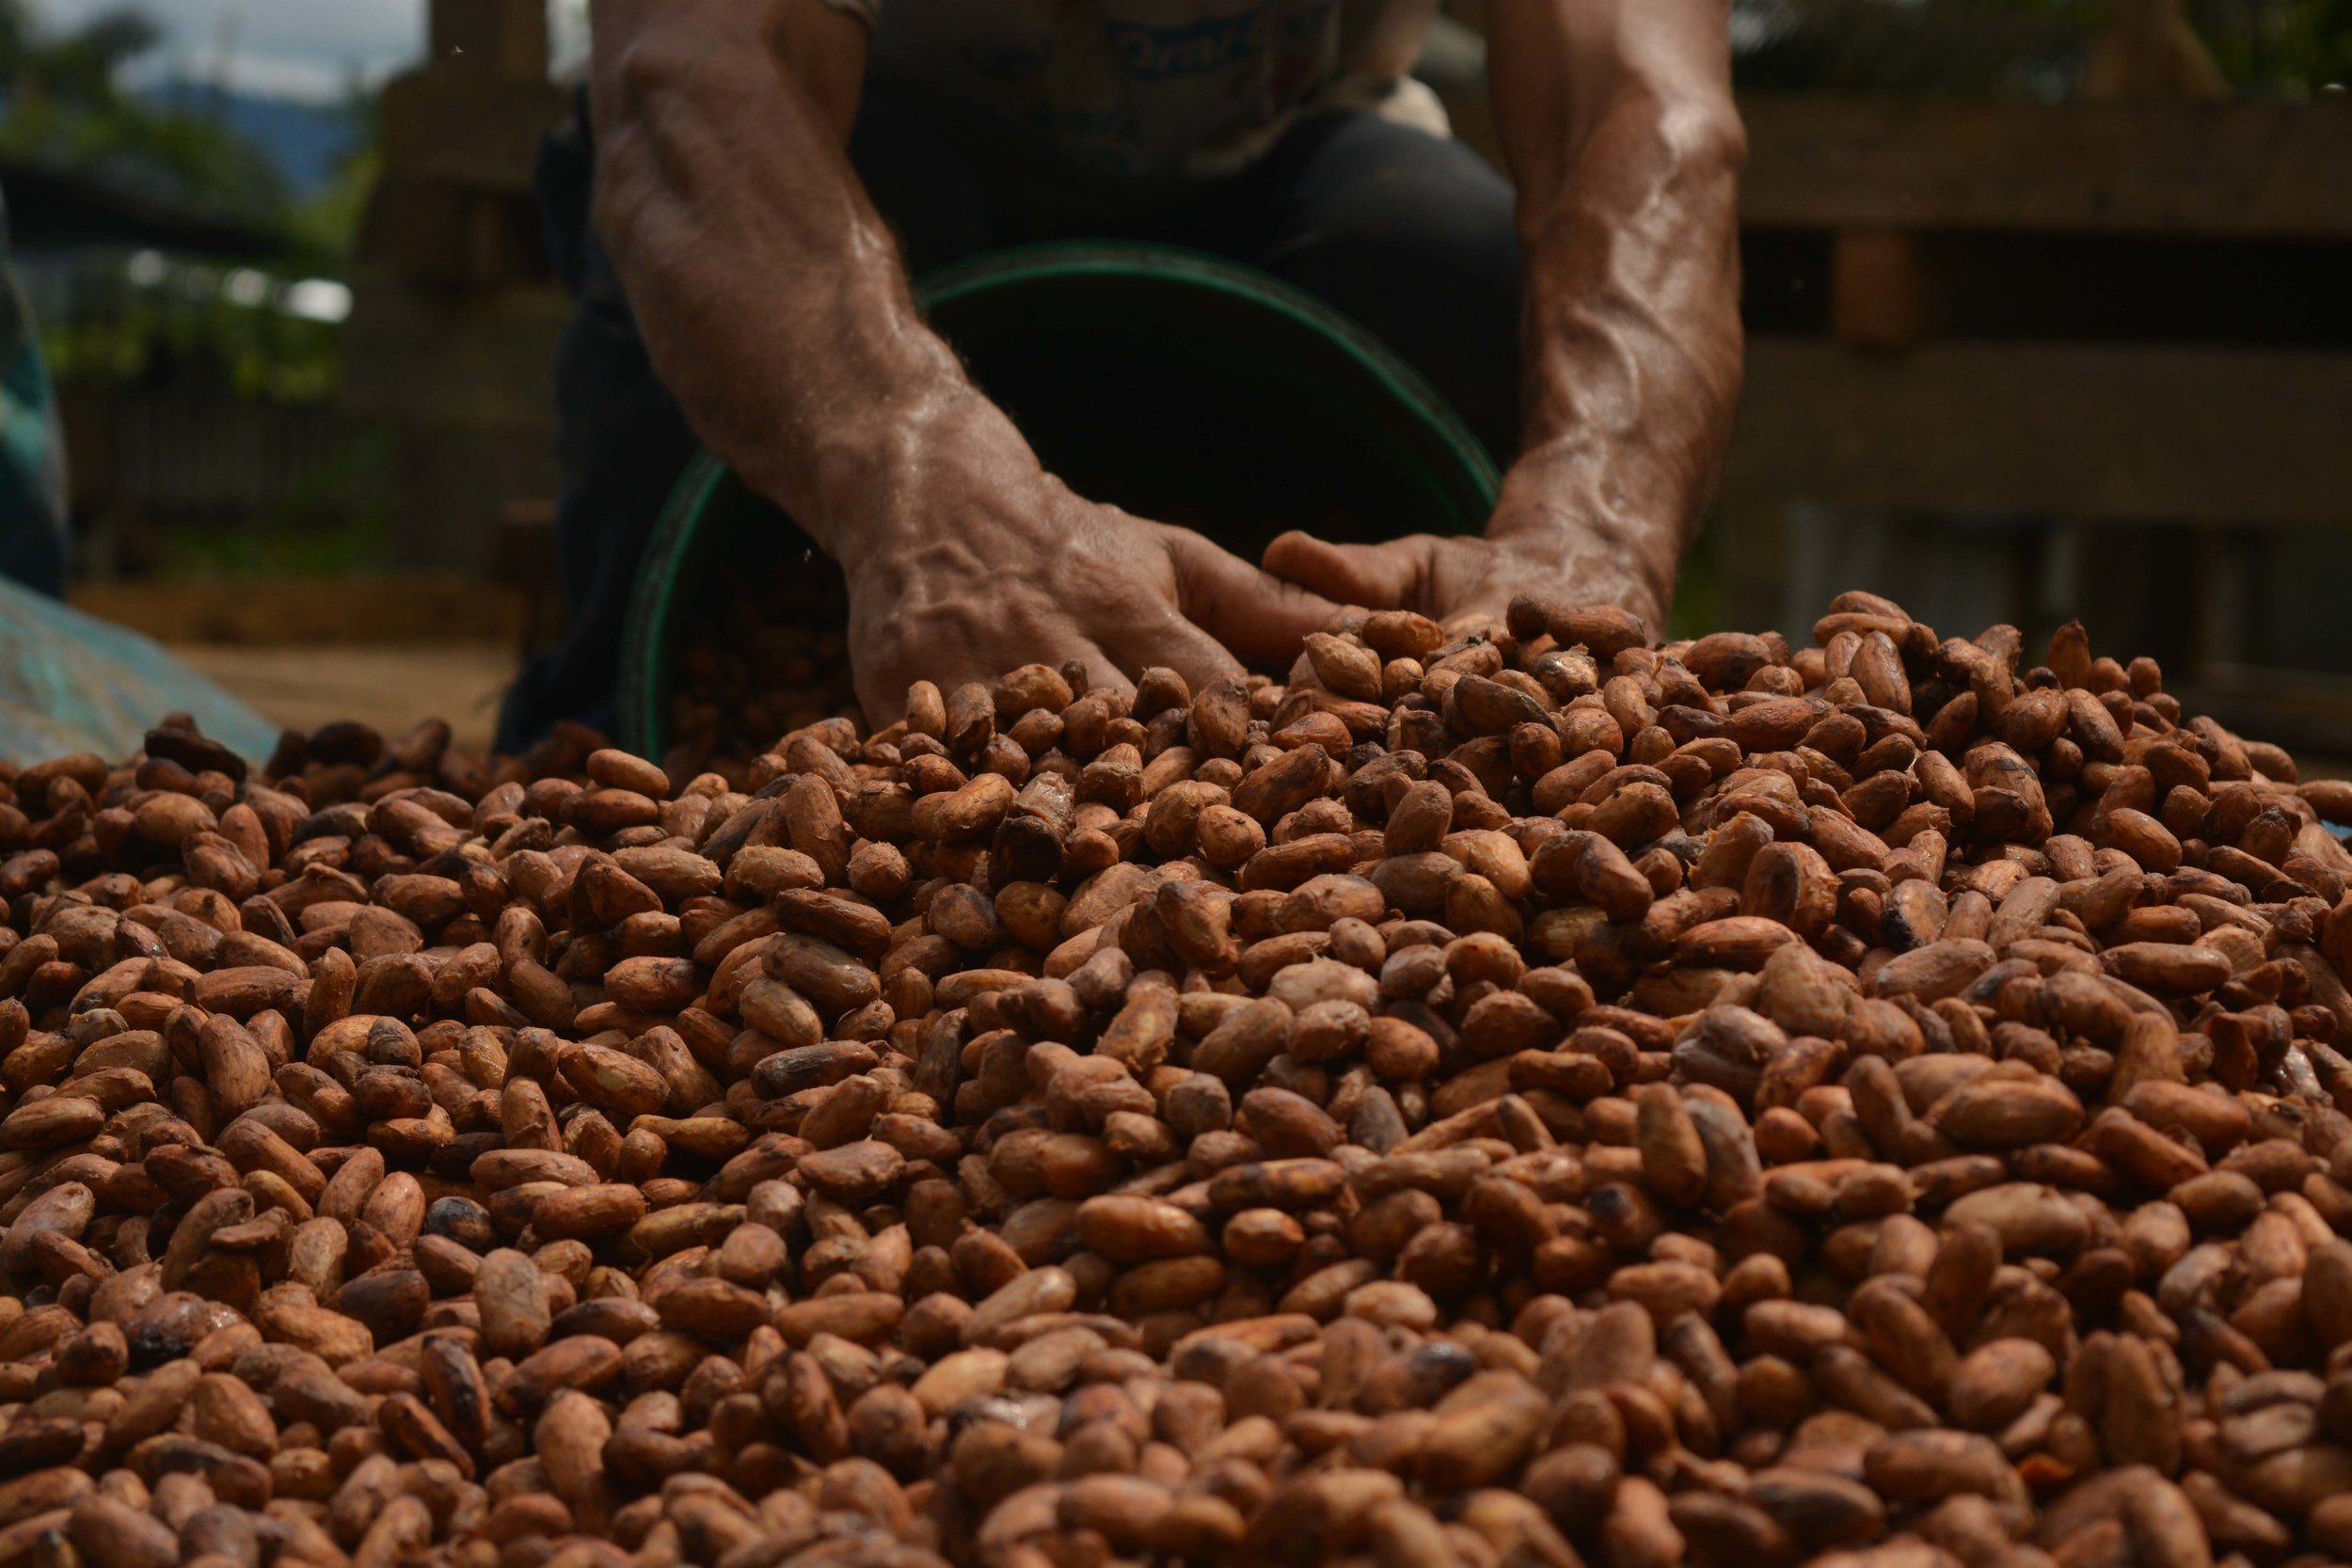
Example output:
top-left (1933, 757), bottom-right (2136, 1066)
top-left (1732, 0), bottom-right (2351, 98)
top-left (0, 1), bottom-right (391, 404)
top-left (0, 0), bottom-right (288, 227)
top-left (2199, 0), bottom-right (2352, 89)
top-left (286, 81), bottom-right (379, 270)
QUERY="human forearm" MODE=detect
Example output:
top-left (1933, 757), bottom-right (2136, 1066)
top-left (587, 2), bottom-right (1342, 714)
top-left (1490, 0), bottom-right (1746, 623)
top-left (1254, 3), bottom-right (1740, 634)
top-left (588, 0), bottom-right (1022, 573)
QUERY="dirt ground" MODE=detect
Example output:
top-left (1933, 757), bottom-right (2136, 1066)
top-left (65, 577), bottom-right (532, 757)
top-left (169, 642), bottom-right (518, 756)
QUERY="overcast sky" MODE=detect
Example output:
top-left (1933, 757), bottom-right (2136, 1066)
top-left (29, 0), bottom-right (589, 102)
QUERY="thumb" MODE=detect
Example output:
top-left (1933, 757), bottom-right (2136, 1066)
top-left (1263, 530), bottom-right (1429, 610)
top-left (1166, 532), bottom-right (1346, 668)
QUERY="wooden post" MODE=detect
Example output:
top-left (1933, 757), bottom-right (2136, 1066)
top-left (428, 0), bottom-right (550, 84)
top-left (340, 0), bottom-right (569, 574)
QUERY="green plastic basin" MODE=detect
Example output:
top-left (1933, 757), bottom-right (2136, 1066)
top-left (618, 241), bottom-right (1502, 757)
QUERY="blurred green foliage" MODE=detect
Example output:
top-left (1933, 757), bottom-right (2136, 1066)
top-left (153, 483), bottom-right (393, 578)
top-left (38, 271), bottom-right (342, 401)
top-left (1733, 0), bottom-right (2352, 98)
top-left (2198, 0), bottom-right (2352, 90)
top-left (284, 82), bottom-right (380, 269)
top-left (0, 3), bottom-right (379, 401)
top-left (0, 1), bottom-right (288, 225)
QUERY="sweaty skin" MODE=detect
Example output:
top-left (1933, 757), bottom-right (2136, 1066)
top-left (1263, 0), bottom-right (1747, 637)
top-left (587, 0), bottom-right (1343, 721)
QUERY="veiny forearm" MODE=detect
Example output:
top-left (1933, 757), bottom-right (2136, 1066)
top-left (586, 2), bottom-right (1343, 714)
top-left (588, 0), bottom-right (1014, 572)
top-left (1488, 0), bottom-right (1745, 617)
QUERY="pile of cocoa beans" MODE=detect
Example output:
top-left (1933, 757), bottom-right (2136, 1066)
top-left (5, 592), bottom-right (2352, 1568)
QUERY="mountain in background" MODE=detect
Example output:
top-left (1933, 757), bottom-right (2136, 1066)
top-left (135, 80), bottom-right (362, 197)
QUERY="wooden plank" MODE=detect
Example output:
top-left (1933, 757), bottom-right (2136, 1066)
top-left (428, 0), bottom-right (551, 85)
top-left (1724, 339), bottom-right (2352, 525)
top-left (1739, 96), bottom-right (2352, 239)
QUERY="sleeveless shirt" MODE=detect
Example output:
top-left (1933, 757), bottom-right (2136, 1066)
top-left (818, 0), bottom-right (1444, 176)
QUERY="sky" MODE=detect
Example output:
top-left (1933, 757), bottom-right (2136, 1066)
top-left (28, 0), bottom-right (590, 102)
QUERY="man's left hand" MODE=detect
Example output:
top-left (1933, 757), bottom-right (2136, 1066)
top-left (1262, 468), bottom-right (1671, 639)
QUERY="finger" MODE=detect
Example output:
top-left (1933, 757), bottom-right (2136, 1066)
top-left (1261, 531), bottom-right (1430, 611)
top-left (1164, 531), bottom-right (1349, 668)
top-left (1075, 644), bottom-right (1136, 705)
top-left (1106, 606), bottom-right (1248, 701)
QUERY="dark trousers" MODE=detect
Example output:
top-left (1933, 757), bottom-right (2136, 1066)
top-left (499, 91), bottom-right (1520, 751)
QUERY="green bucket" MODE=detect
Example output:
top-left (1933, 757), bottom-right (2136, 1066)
top-left (618, 242), bottom-right (1502, 759)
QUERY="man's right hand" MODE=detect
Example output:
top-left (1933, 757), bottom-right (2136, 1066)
top-left (592, 2), bottom-right (1340, 720)
top-left (833, 397), bottom-right (1343, 721)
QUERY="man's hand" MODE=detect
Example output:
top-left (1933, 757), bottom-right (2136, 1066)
top-left (838, 398), bottom-right (1343, 720)
top-left (1263, 459), bottom-right (1670, 638)
top-left (594, 2), bottom-right (1339, 715)
top-left (1261, 527), bottom-right (1657, 641)
top-left (1268, 0), bottom-right (1742, 642)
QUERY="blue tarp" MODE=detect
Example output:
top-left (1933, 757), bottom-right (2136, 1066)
top-left (0, 578), bottom-right (278, 764)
